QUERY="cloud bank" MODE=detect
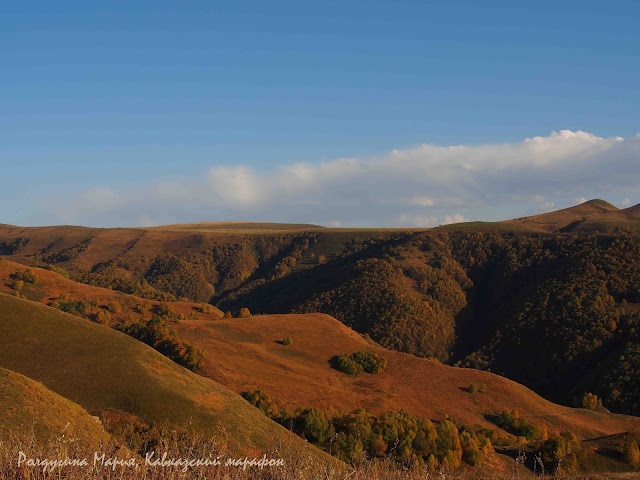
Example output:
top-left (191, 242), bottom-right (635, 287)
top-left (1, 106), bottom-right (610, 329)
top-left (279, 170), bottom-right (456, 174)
top-left (53, 130), bottom-right (640, 227)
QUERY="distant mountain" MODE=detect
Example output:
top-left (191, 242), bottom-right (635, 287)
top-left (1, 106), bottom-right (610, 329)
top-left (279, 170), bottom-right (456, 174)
top-left (148, 222), bottom-right (326, 231)
top-left (499, 199), bottom-right (640, 233)
top-left (2, 200), bottom-right (640, 421)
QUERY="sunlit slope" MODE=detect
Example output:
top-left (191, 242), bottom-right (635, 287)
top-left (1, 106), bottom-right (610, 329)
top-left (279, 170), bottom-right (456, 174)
top-left (0, 366), bottom-right (108, 446)
top-left (0, 260), bottom-right (223, 319)
top-left (177, 312), bottom-right (640, 440)
top-left (0, 294), bottom-right (333, 460)
top-left (499, 199), bottom-right (640, 233)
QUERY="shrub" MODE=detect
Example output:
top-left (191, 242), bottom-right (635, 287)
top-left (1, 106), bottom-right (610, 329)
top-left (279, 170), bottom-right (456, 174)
top-left (332, 351), bottom-right (387, 376)
top-left (15, 268), bottom-right (37, 283)
top-left (53, 298), bottom-right (91, 318)
top-left (497, 409), bottom-right (547, 442)
top-left (301, 409), bottom-right (335, 444)
top-left (96, 310), bottom-right (111, 326)
top-left (436, 418), bottom-right (462, 468)
top-left (108, 301), bottom-right (122, 313)
top-left (43, 264), bottom-right (70, 278)
top-left (242, 388), bottom-right (494, 468)
top-left (10, 279), bottom-right (24, 291)
top-left (462, 443), bottom-right (483, 466)
top-left (242, 388), bottom-right (279, 417)
top-left (116, 316), bottom-right (204, 371)
top-left (155, 302), bottom-right (173, 317)
top-left (332, 354), bottom-right (364, 376)
top-left (541, 432), bottom-right (581, 473)
top-left (223, 311), bottom-right (233, 319)
top-left (199, 303), bottom-right (213, 314)
top-left (282, 336), bottom-right (293, 346)
top-left (236, 307), bottom-right (251, 318)
top-left (23, 268), bottom-right (37, 283)
top-left (468, 384), bottom-right (479, 394)
top-left (352, 351), bottom-right (387, 374)
top-left (624, 439), bottom-right (640, 467)
top-left (134, 303), bottom-right (149, 315)
top-left (581, 392), bottom-right (602, 410)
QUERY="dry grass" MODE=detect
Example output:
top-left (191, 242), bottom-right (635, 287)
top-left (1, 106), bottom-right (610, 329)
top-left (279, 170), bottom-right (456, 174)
top-left (176, 313), bottom-right (640, 440)
top-left (0, 260), bottom-right (224, 320)
top-left (498, 199), bottom-right (640, 233)
top-left (1, 261), bottom-right (639, 440)
top-left (0, 294), bottom-right (332, 463)
top-left (3, 430), bottom-right (629, 480)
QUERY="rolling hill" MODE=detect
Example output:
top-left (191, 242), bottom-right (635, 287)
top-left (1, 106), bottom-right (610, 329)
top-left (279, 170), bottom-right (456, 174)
top-left (176, 313), bottom-right (640, 440)
top-left (1, 262), bottom-right (638, 444)
top-left (0, 259), bottom-right (223, 321)
top-left (0, 366), bottom-right (108, 447)
top-left (499, 199), bottom-right (639, 233)
top-left (2, 200), bottom-right (640, 421)
top-left (0, 292), bottom-right (335, 464)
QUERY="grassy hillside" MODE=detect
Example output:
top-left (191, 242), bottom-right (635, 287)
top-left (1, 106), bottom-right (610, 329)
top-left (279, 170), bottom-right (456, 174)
top-left (2, 200), bottom-right (640, 419)
top-left (0, 293), bottom-right (334, 463)
top-left (498, 199), bottom-right (640, 233)
top-left (0, 223), bottom-right (412, 303)
top-left (0, 366), bottom-right (108, 446)
top-left (175, 313), bottom-right (640, 441)
top-left (0, 259), bottom-right (223, 321)
top-left (3, 261), bottom-right (638, 439)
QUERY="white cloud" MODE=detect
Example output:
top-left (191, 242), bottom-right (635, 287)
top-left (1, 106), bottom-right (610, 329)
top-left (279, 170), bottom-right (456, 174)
top-left (443, 214), bottom-right (467, 225)
top-left (537, 201), bottom-right (556, 213)
top-left (207, 166), bottom-right (266, 208)
top-left (574, 197), bottom-right (587, 205)
top-left (45, 130), bottom-right (640, 227)
top-left (621, 198), bottom-right (631, 207)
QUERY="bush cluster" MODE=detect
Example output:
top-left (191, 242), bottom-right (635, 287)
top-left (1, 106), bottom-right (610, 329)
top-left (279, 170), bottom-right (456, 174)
top-left (51, 295), bottom-right (91, 318)
top-left (540, 432), bottom-right (582, 473)
top-left (14, 268), bottom-right (37, 284)
top-left (496, 409), bottom-right (547, 443)
top-left (116, 316), bottom-right (203, 371)
top-left (332, 351), bottom-right (387, 376)
top-left (43, 264), bottom-right (70, 278)
top-left (243, 388), bottom-right (493, 468)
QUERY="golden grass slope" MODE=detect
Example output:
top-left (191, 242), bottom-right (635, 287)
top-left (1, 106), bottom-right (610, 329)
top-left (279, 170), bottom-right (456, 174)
top-left (176, 312), bottom-right (640, 440)
top-left (0, 260), bottom-right (223, 320)
top-left (1, 260), bottom-right (639, 443)
top-left (0, 293), bottom-right (334, 463)
top-left (500, 199), bottom-right (640, 233)
top-left (0, 366), bottom-right (108, 447)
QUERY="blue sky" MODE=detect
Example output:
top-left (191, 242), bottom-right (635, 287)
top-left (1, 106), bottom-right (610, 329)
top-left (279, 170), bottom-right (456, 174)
top-left (2, 1), bottom-right (639, 226)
